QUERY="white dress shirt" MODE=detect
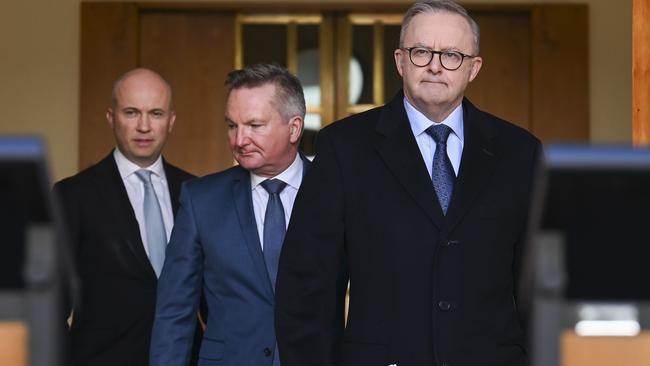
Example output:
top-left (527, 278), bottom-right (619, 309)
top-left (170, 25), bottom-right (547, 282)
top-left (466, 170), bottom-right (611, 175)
top-left (251, 153), bottom-right (304, 250)
top-left (404, 98), bottom-right (464, 177)
top-left (113, 148), bottom-right (174, 256)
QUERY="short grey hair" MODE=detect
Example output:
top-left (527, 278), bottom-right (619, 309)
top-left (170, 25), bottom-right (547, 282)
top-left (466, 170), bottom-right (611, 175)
top-left (225, 63), bottom-right (306, 121)
top-left (399, 0), bottom-right (480, 55)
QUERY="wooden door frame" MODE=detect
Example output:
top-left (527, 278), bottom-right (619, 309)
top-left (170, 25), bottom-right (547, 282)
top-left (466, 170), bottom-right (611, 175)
top-left (81, 2), bottom-right (589, 170)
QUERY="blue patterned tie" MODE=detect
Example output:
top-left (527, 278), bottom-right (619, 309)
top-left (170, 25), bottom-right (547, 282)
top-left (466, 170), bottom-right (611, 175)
top-left (135, 170), bottom-right (167, 277)
top-left (426, 124), bottom-right (455, 214)
top-left (260, 179), bottom-right (287, 288)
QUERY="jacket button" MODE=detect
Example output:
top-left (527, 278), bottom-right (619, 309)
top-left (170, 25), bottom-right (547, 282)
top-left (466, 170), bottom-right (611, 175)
top-left (263, 347), bottom-right (272, 357)
top-left (444, 240), bottom-right (459, 247)
top-left (438, 301), bottom-right (451, 311)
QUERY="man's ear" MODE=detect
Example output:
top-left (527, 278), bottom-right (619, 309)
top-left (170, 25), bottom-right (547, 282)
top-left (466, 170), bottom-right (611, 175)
top-left (106, 108), bottom-right (115, 129)
top-left (394, 48), bottom-right (405, 77)
top-left (288, 116), bottom-right (303, 144)
top-left (168, 111), bottom-right (176, 133)
top-left (468, 56), bottom-right (482, 83)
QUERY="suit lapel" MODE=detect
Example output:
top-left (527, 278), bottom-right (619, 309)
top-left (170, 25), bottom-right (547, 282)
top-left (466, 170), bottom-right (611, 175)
top-left (232, 168), bottom-right (275, 297)
top-left (373, 93), bottom-right (445, 230)
top-left (445, 99), bottom-right (498, 232)
top-left (163, 160), bottom-right (182, 215)
top-left (94, 153), bottom-right (157, 280)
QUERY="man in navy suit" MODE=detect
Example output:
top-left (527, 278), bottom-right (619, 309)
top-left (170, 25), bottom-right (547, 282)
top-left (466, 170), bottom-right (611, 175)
top-left (276, 1), bottom-right (541, 366)
top-left (150, 63), bottom-right (309, 366)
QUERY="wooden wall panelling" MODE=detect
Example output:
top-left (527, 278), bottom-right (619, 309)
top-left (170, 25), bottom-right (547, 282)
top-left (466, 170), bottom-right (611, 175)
top-left (633, 0), bottom-right (650, 145)
top-left (139, 11), bottom-right (236, 176)
top-left (465, 10), bottom-right (531, 131)
top-left (79, 3), bottom-right (139, 170)
top-left (530, 5), bottom-right (589, 142)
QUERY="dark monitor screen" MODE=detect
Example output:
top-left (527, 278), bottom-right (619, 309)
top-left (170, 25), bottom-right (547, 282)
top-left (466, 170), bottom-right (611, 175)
top-left (536, 145), bottom-right (650, 301)
top-left (0, 137), bottom-right (52, 289)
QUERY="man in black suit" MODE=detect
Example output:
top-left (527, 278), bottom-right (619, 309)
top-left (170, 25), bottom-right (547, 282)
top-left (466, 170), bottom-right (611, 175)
top-left (275, 1), bottom-right (542, 366)
top-left (54, 68), bottom-right (197, 365)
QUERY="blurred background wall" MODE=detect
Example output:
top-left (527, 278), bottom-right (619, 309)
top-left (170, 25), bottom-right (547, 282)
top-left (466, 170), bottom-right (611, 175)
top-left (0, 0), bottom-right (632, 181)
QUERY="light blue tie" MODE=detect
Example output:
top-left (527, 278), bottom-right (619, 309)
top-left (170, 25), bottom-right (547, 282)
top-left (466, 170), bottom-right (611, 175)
top-left (135, 169), bottom-right (167, 277)
top-left (426, 124), bottom-right (455, 214)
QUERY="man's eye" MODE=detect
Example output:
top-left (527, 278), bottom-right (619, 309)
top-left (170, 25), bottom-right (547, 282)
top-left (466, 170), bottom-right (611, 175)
top-left (442, 52), bottom-right (462, 61)
top-left (413, 48), bottom-right (430, 56)
top-left (124, 110), bottom-right (137, 117)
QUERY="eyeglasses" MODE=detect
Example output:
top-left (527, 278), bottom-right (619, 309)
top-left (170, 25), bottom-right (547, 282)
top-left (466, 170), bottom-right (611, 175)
top-left (401, 47), bottom-right (477, 71)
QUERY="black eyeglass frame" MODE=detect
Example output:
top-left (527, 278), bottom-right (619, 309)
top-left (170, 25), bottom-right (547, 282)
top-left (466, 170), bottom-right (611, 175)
top-left (401, 47), bottom-right (478, 71)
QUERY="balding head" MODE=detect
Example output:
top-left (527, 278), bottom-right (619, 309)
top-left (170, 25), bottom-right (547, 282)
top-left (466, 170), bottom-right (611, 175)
top-left (106, 68), bottom-right (176, 167)
top-left (111, 68), bottom-right (174, 111)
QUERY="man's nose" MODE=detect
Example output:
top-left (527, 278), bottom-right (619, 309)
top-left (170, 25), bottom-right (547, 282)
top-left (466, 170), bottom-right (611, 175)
top-left (136, 116), bottom-right (152, 132)
top-left (234, 128), bottom-right (249, 146)
top-left (427, 53), bottom-right (443, 73)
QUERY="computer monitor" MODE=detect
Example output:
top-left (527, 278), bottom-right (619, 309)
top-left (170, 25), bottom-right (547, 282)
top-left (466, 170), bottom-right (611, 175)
top-left (0, 137), bottom-right (53, 289)
top-left (533, 144), bottom-right (650, 301)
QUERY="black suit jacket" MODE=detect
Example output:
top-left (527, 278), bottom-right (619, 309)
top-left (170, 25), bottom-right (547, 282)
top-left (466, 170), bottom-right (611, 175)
top-left (54, 152), bottom-right (196, 366)
top-left (276, 92), bottom-right (542, 366)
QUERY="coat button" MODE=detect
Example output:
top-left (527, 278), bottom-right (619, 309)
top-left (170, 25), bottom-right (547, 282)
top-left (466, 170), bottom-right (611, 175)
top-left (438, 301), bottom-right (451, 311)
top-left (445, 240), bottom-right (459, 247)
top-left (263, 347), bottom-right (272, 357)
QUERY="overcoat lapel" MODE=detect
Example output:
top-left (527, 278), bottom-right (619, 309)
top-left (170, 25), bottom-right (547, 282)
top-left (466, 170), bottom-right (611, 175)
top-left (373, 93), bottom-right (445, 230)
top-left (445, 99), bottom-right (498, 232)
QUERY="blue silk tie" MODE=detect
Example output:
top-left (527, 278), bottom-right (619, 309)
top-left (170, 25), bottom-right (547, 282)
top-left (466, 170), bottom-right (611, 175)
top-left (135, 170), bottom-right (167, 277)
top-left (260, 179), bottom-right (287, 288)
top-left (261, 179), bottom-right (286, 366)
top-left (426, 124), bottom-right (455, 214)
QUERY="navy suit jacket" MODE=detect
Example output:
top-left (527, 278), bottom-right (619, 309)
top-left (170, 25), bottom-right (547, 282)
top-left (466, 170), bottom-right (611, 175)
top-left (150, 155), bottom-right (310, 366)
top-left (276, 92), bottom-right (542, 366)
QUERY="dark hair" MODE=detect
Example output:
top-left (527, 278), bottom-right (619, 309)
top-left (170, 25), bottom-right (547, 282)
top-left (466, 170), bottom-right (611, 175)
top-left (225, 63), bottom-right (306, 121)
top-left (400, 0), bottom-right (480, 54)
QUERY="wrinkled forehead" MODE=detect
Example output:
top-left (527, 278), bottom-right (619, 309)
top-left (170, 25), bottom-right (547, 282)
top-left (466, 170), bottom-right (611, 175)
top-left (404, 12), bottom-right (475, 52)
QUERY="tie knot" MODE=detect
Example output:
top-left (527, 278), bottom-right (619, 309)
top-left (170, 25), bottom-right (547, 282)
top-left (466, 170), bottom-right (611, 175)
top-left (426, 124), bottom-right (453, 145)
top-left (261, 179), bottom-right (287, 195)
top-left (134, 169), bottom-right (154, 185)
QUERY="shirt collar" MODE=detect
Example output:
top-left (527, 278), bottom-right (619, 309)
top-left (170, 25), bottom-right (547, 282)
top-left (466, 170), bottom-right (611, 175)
top-left (250, 153), bottom-right (303, 191)
top-left (404, 97), bottom-right (465, 142)
top-left (113, 148), bottom-right (165, 181)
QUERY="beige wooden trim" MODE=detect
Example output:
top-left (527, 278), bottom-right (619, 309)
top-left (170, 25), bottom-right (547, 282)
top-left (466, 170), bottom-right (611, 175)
top-left (373, 21), bottom-right (384, 105)
top-left (320, 14), bottom-right (335, 126)
top-left (348, 13), bottom-right (403, 25)
top-left (633, 0), bottom-right (650, 145)
top-left (347, 104), bottom-right (377, 114)
top-left (234, 14), bottom-right (243, 69)
top-left (237, 14), bottom-right (322, 24)
top-left (335, 15), bottom-right (351, 119)
top-left (287, 22), bottom-right (298, 74)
